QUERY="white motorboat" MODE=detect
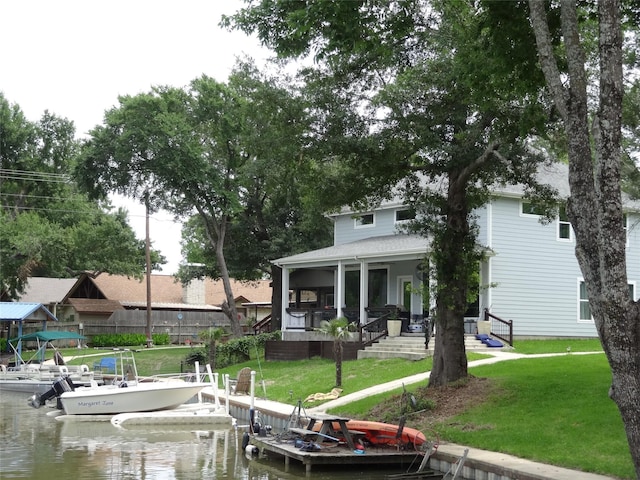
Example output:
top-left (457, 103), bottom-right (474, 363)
top-left (28, 350), bottom-right (208, 415)
top-left (0, 331), bottom-right (97, 394)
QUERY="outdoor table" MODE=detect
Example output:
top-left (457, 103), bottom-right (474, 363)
top-left (304, 412), bottom-right (358, 450)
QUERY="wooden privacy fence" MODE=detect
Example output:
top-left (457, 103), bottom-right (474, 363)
top-left (11, 310), bottom-right (229, 345)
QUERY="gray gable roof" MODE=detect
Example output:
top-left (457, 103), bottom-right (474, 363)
top-left (18, 277), bottom-right (78, 304)
top-left (273, 234), bottom-right (428, 268)
top-left (336, 162), bottom-right (640, 213)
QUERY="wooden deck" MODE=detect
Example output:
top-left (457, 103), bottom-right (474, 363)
top-left (249, 432), bottom-right (430, 475)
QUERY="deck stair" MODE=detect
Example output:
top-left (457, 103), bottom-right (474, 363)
top-left (357, 333), bottom-right (502, 360)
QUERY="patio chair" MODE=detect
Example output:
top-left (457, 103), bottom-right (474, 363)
top-left (231, 367), bottom-right (252, 395)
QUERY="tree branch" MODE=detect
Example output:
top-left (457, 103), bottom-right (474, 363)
top-left (528, 0), bottom-right (569, 122)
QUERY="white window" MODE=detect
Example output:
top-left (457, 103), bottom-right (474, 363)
top-left (521, 201), bottom-right (545, 217)
top-left (557, 205), bottom-right (572, 241)
top-left (578, 280), bottom-right (591, 322)
top-left (395, 208), bottom-right (416, 223)
top-left (354, 213), bottom-right (375, 228)
top-left (579, 279), bottom-right (635, 322)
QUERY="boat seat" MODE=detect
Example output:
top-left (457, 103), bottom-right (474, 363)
top-left (94, 357), bottom-right (117, 374)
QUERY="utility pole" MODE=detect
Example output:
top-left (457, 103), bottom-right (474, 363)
top-left (145, 195), bottom-right (153, 348)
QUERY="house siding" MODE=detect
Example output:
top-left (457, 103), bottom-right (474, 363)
top-left (485, 197), bottom-right (640, 337)
top-left (334, 207), bottom-right (400, 245)
top-left (628, 213), bottom-right (640, 285)
top-left (287, 166), bottom-right (640, 338)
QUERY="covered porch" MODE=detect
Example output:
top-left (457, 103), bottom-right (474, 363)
top-left (273, 235), bottom-right (433, 341)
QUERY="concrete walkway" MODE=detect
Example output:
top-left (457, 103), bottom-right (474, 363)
top-left (229, 350), bottom-right (617, 480)
top-left (307, 350), bottom-right (605, 412)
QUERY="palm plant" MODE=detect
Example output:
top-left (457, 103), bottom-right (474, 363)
top-left (199, 327), bottom-right (224, 370)
top-left (316, 317), bottom-right (352, 387)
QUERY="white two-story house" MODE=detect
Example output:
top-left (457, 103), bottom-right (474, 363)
top-left (273, 162), bottom-right (640, 341)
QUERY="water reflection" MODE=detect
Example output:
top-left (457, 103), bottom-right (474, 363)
top-left (0, 391), bottom-right (408, 479)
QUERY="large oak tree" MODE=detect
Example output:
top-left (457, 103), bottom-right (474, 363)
top-left (225, 0), bottom-right (554, 385)
top-left (76, 62), bottom-right (330, 335)
top-left (529, 0), bottom-right (640, 474)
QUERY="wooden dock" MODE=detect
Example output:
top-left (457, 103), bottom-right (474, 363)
top-left (249, 432), bottom-right (431, 475)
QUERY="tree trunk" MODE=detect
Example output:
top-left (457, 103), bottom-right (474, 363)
top-left (429, 171), bottom-right (471, 387)
top-left (528, 0), bottom-right (640, 474)
top-left (430, 306), bottom-right (468, 387)
top-left (214, 230), bottom-right (242, 338)
top-left (335, 340), bottom-right (343, 387)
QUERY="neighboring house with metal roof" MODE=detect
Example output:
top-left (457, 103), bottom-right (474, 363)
top-left (273, 162), bottom-right (640, 340)
top-left (0, 302), bottom-right (58, 353)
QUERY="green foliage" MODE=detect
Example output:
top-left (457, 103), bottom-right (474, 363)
top-left (90, 332), bottom-right (169, 348)
top-left (198, 327), bottom-right (225, 343)
top-left (76, 62), bottom-right (333, 336)
top-left (183, 331), bottom-right (281, 369)
top-left (315, 317), bottom-right (353, 339)
top-left (151, 333), bottom-right (170, 346)
top-left (225, 1), bottom-right (559, 387)
top-left (0, 338), bottom-right (6, 353)
top-left (0, 94), bottom-right (162, 299)
top-left (183, 348), bottom-right (207, 367)
top-left (215, 331), bottom-right (281, 368)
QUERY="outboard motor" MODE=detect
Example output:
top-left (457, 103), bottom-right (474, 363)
top-left (28, 376), bottom-right (75, 409)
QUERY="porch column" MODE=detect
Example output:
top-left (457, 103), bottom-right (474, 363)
top-left (359, 260), bottom-right (368, 324)
top-left (429, 274), bottom-right (437, 314)
top-left (280, 266), bottom-right (290, 334)
top-left (336, 261), bottom-right (345, 318)
top-left (484, 259), bottom-right (492, 312)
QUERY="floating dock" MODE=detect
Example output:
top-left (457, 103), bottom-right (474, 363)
top-left (110, 403), bottom-right (233, 427)
top-left (47, 402), bottom-right (233, 428)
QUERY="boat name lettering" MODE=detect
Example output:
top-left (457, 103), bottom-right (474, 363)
top-left (76, 400), bottom-right (115, 408)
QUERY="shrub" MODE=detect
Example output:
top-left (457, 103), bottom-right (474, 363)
top-left (185, 331), bottom-right (281, 368)
top-left (90, 333), bottom-right (147, 347)
top-left (90, 332), bottom-right (170, 348)
top-left (152, 332), bottom-right (170, 345)
top-left (184, 347), bottom-right (207, 366)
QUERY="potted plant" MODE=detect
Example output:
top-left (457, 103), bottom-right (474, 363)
top-left (387, 310), bottom-right (402, 337)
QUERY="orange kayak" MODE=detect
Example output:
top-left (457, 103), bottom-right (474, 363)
top-left (313, 420), bottom-right (427, 448)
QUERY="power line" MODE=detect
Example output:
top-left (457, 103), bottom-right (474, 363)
top-left (0, 202), bottom-right (180, 223)
top-left (0, 168), bottom-right (71, 184)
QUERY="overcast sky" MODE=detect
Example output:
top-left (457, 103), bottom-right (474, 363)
top-left (1, 0), bottom-right (268, 274)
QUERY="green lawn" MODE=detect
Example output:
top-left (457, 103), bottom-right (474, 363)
top-left (433, 354), bottom-right (633, 479)
top-left (55, 340), bottom-right (634, 478)
top-left (512, 338), bottom-right (603, 354)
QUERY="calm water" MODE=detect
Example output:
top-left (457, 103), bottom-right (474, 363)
top-left (0, 391), bottom-right (412, 479)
